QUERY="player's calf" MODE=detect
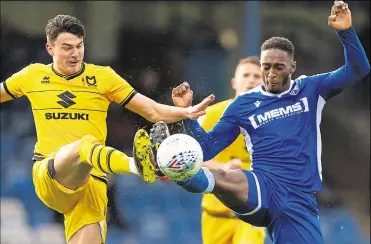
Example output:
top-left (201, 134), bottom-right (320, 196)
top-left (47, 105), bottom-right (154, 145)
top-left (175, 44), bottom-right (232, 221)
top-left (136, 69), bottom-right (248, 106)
top-left (78, 134), bottom-right (138, 175)
top-left (79, 132), bottom-right (158, 184)
top-left (210, 169), bottom-right (249, 208)
top-left (53, 134), bottom-right (148, 190)
top-left (177, 168), bottom-right (249, 207)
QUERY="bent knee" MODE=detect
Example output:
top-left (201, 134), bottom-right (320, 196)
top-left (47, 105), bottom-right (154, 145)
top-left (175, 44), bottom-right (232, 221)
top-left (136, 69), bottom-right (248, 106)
top-left (79, 134), bottom-right (100, 150)
top-left (80, 134), bottom-right (100, 144)
top-left (53, 138), bottom-right (94, 189)
top-left (78, 134), bottom-right (101, 161)
top-left (56, 141), bottom-right (81, 164)
top-left (55, 134), bottom-right (99, 165)
top-left (214, 169), bottom-right (249, 202)
top-left (215, 169), bottom-right (248, 185)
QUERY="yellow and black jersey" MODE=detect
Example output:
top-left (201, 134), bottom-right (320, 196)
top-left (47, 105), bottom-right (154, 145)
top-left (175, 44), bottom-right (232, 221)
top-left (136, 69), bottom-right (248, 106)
top-left (3, 62), bottom-right (136, 180)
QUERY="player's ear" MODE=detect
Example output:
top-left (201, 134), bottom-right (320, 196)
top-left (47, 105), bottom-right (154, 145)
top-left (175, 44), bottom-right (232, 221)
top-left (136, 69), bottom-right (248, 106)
top-left (45, 43), bottom-right (54, 56)
top-left (290, 61), bottom-right (296, 74)
top-left (231, 77), bottom-right (236, 90)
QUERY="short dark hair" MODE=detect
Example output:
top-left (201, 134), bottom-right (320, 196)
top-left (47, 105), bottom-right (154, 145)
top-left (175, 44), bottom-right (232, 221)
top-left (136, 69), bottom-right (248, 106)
top-left (45, 15), bottom-right (86, 43)
top-left (261, 37), bottom-right (294, 57)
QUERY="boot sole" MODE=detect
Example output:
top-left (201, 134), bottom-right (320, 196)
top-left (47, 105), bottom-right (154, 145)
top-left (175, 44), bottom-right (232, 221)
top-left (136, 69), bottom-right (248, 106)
top-left (134, 129), bottom-right (156, 183)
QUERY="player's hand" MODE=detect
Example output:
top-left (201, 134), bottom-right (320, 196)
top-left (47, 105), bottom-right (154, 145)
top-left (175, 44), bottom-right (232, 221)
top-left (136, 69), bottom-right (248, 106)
top-left (172, 82), bottom-right (194, 107)
top-left (328, 1), bottom-right (352, 31)
top-left (185, 94), bottom-right (215, 120)
top-left (222, 159), bottom-right (242, 170)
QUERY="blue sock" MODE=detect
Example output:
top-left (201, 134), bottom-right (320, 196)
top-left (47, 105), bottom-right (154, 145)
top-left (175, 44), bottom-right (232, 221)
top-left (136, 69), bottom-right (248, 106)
top-left (176, 167), bottom-right (215, 193)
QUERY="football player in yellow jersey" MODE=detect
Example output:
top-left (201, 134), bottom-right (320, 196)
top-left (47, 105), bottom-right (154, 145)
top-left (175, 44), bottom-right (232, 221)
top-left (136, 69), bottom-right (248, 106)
top-left (0, 15), bottom-right (214, 244)
top-left (198, 57), bottom-right (266, 244)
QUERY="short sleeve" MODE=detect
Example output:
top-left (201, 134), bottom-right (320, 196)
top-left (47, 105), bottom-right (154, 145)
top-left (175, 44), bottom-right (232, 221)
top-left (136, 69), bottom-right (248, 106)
top-left (102, 67), bottom-right (137, 105)
top-left (3, 65), bottom-right (31, 98)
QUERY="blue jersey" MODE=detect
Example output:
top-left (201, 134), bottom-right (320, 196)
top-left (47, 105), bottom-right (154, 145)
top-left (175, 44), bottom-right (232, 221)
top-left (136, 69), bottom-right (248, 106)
top-left (183, 27), bottom-right (370, 192)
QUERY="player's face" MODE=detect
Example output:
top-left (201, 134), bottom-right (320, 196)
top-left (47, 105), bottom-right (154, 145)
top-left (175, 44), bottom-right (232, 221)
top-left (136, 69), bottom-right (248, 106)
top-left (46, 32), bottom-right (84, 75)
top-left (232, 63), bottom-right (262, 96)
top-left (260, 49), bottom-right (296, 94)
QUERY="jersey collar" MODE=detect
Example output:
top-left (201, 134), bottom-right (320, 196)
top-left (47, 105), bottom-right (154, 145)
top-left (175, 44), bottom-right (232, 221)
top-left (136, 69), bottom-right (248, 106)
top-left (259, 80), bottom-right (295, 97)
top-left (51, 62), bottom-right (85, 80)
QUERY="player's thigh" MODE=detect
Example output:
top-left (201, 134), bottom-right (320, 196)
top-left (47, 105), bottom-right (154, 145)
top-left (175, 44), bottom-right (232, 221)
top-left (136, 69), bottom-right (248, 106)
top-left (226, 171), bottom-right (270, 227)
top-left (53, 139), bottom-right (92, 190)
top-left (233, 221), bottom-right (266, 244)
top-left (271, 191), bottom-right (323, 244)
top-left (213, 169), bottom-right (250, 208)
top-left (65, 176), bottom-right (108, 244)
top-left (271, 216), bottom-right (322, 244)
top-left (68, 223), bottom-right (102, 244)
top-left (201, 211), bottom-right (236, 244)
top-left (32, 153), bottom-right (86, 214)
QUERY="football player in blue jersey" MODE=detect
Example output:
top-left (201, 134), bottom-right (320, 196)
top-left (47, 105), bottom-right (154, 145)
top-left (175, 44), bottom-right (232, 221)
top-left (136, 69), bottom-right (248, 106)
top-left (151, 1), bottom-right (370, 243)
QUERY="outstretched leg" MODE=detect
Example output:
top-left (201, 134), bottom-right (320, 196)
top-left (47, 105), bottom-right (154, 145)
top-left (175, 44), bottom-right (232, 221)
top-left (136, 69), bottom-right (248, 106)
top-left (53, 130), bottom-right (156, 191)
top-left (33, 130), bottom-right (157, 244)
top-left (149, 121), bottom-right (249, 209)
top-left (178, 168), bottom-right (249, 208)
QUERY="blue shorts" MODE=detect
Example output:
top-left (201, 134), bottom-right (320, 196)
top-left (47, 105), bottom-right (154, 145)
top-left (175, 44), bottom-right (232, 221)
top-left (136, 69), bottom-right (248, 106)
top-left (229, 170), bottom-right (323, 244)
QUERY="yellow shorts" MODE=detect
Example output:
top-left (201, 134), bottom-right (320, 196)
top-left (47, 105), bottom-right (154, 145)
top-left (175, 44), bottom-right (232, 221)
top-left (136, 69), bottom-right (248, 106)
top-left (32, 153), bottom-right (108, 243)
top-left (201, 211), bottom-right (266, 244)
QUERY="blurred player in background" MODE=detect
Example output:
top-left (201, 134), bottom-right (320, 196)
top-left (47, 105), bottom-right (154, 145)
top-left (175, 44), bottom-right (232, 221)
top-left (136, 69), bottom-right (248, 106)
top-left (0, 15), bottom-right (214, 244)
top-left (158, 1), bottom-right (370, 243)
top-left (198, 57), bottom-right (265, 244)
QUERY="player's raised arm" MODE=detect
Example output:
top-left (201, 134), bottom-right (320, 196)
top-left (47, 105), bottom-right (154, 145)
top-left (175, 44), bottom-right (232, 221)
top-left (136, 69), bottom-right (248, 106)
top-left (172, 82), bottom-right (241, 161)
top-left (314, 1), bottom-right (370, 99)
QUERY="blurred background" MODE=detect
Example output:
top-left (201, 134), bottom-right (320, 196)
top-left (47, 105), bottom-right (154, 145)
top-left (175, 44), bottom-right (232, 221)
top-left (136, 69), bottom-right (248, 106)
top-left (0, 1), bottom-right (369, 244)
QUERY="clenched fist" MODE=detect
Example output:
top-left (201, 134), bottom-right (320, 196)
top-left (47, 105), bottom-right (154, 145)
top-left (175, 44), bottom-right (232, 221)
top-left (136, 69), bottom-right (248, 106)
top-left (328, 1), bottom-right (352, 31)
top-left (172, 82), bottom-right (194, 108)
top-left (172, 82), bottom-right (215, 120)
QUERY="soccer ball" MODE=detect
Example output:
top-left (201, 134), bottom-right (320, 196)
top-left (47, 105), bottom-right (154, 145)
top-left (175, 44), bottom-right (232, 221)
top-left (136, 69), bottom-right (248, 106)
top-left (156, 133), bottom-right (203, 181)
